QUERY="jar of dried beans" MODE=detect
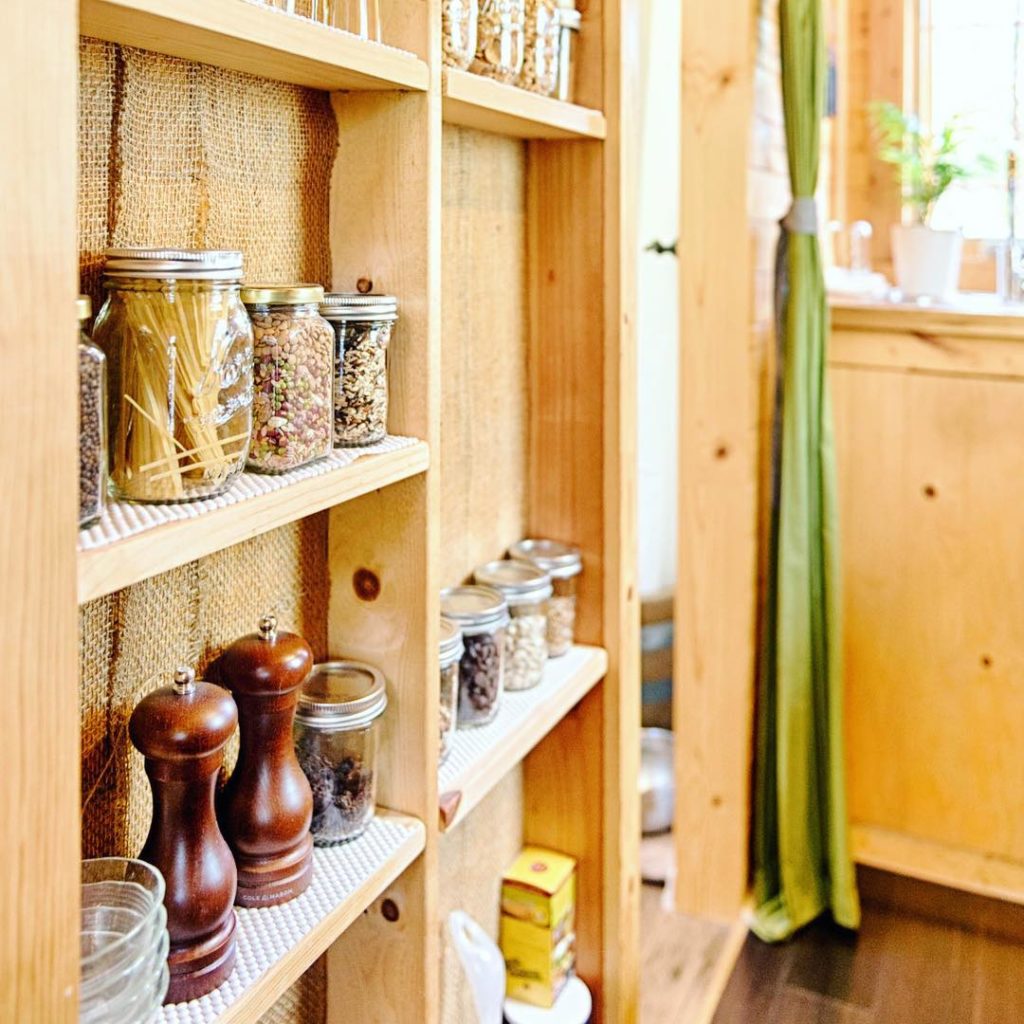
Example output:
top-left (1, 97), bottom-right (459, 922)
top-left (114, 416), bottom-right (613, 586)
top-left (440, 585), bottom-right (510, 727)
top-left (474, 560), bottom-right (551, 691)
top-left (93, 249), bottom-right (253, 503)
top-left (319, 293), bottom-right (397, 448)
top-left (509, 538), bottom-right (582, 657)
top-left (242, 285), bottom-right (334, 473)
top-left (519, 0), bottom-right (560, 95)
top-left (78, 296), bottom-right (107, 528)
top-left (439, 618), bottom-right (464, 764)
top-left (294, 661), bottom-right (387, 844)
top-left (471, 0), bottom-right (526, 82)
top-left (442, 0), bottom-right (478, 69)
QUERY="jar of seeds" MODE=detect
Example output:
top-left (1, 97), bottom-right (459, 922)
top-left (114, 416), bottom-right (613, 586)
top-left (294, 661), bottom-right (387, 844)
top-left (319, 293), bottom-right (397, 448)
top-left (242, 285), bottom-right (334, 473)
top-left (439, 618), bottom-right (463, 764)
top-left (509, 538), bottom-right (582, 657)
top-left (474, 559), bottom-right (551, 691)
top-left (471, 0), bottom-right (526, 82)
top-left (78, 296), bottom-right (107, 529)
top-left (519, 0), bottom-right (560, 95)
top-left (442, 0), bottom-right (478, 68)
top-left (555, 2), bottom-right (580, 101)
top-left (440, 585), bottom-right (510, 728)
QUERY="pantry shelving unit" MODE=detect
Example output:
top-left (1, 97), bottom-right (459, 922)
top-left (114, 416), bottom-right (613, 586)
top-left (5, 0), bottom-right (638, 1022)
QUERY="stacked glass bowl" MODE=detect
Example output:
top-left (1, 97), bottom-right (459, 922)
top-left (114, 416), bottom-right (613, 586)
top-left (80, 858), bottom-right (170, 1024)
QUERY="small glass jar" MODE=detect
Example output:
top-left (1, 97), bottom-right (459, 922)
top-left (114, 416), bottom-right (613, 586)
top-left (294, 660), bottom-right (387, 844)
top-left (93, 248), bottom-right (254, 503)
top-left (442, 0), bottom-right (479, 69)
top-left (471, 0), bottom-right (526, 82)
top-left (509, 538), bottom-right (582, 657)
top-left (440, 585), bottom-right (510, 727)
top-left (78, 296), bottom-right (107, 528)
top-left (242, 285), bottom-right (334, 474)
top-left (555, 3), bottom-right (580, 102)
top-left (439, 617), bottom-right (464, 763)
top-left (320, 293), bottom-right (397, 448)
top-left (519, 0), bottom-right (560, 95)
top-left (474, 559), bottom-right (551, 691)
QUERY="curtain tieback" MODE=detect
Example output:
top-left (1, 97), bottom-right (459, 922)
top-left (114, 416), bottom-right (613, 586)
top-left (783, 196), bottom-right (819, 236)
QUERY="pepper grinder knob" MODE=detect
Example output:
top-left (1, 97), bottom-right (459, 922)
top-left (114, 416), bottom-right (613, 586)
top-left (173, 665), bottom-right (196, 694)
top-left (259, 614), bottom-right (278, 641)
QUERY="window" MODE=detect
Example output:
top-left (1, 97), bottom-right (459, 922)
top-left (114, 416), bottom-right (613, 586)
top-left (918, 0), bottom-right (1024, 238)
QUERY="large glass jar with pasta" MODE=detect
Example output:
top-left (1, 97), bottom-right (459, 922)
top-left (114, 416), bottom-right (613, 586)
top-left (518, 0), bottom-right (560, 95)
top-left (93, 248), bottom-right (254, 503)
top-left (471, 0), bottom-right (525, 82)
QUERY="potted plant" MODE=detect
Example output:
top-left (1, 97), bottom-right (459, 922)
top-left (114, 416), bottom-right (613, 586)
top-left (871, 102), bottom-right (988, 300)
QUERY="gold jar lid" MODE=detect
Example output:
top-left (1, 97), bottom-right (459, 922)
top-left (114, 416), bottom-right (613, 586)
top-left (241, 284), bottom-right (325, 306)
top-left (77, 295), bottom-right (91, 321)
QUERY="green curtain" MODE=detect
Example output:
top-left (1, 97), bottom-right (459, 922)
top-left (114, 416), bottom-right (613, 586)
top-left (751, 0), bottom-right (861, 942)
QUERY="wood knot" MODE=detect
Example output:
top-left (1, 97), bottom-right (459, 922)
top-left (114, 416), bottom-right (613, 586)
top-left (981, 655), bottom-right (993, 669)
top-left (381, 898), bottom-right (400, 922)
top-left (922, 484), bottom-right (938, 499)
top-left (353, 568), bottom-right (381, 601)
top-left (715, 444), bottom-right (730, 460)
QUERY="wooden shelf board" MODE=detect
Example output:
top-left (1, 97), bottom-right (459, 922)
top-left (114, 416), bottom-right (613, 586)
top-left (80, 0), bottom-right (429, 92)
top-left (438, 644), bottom-right (608, 831)
top-left (441, 69), bottom-right (607, 140)
top-left (78, 439), bottom-right (429, 604)
top-left (155, 810), bottom-right (424, 1024)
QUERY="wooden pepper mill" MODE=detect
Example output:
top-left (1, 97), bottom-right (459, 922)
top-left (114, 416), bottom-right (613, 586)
top-left (217, 614), bottom-right (314, 907)
top-left (129, 666), bottom-right (239, 1004)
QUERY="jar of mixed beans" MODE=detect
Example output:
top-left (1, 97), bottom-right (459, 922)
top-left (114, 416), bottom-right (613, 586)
top-left (508, 538), bottom-right (582, 657)
top-left (78, 296), bottom-right (107, 528)
top-left (439, 617), bottom-right (463, 763)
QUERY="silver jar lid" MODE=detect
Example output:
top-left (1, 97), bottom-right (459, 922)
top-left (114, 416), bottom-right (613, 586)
top-left (241, 284), bottom-right (325, 306)
top-left (440, 585), bottom-right (510, 634)
top-left (439, 617), bottom-right (465, 665)
top-left (296, 660), bottom-right (387, 730)
top-left (558, 7), bottom-right (581, 29)
top-left (508, 538), bottom-right (583, 579)
top-left (474, 559), bottom-right (553, 606)
top-left (103, 247), bottom-right (244, 281)
top-left (320, 292), bottom-right (399, 322)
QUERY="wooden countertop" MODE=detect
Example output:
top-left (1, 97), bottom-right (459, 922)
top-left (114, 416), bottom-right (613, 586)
top-left (830, 297), bottom-right (1024, 341)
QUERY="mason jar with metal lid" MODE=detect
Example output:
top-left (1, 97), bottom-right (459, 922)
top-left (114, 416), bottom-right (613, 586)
top-left (439, 618), bottom-right (464, 763)
top-left (509, 538), bottom-right (582, 657)
top-left (474, 559), bottom-right (552, 691)
top-left (78, 295), bottom-right (107, 528)
top-left (93, 248), bottom-right (253, 502)
top-left (555, 3), bottom-right (580, 102)
top-left (320, 293), bottom-right (398, 448)
top-left (242, 284), bottom-right (334, 473)
top-left (440, 584), bottom-right (510, 727)
top-left (294, 660), bottom-right (387, 844)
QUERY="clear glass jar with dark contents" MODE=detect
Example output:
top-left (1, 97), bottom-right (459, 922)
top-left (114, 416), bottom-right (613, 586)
top-left (509, 538), bottom-right (582, 657)
top-left (439, 617), bottom-right (464, 763)
top-left (78, 295), bottom-right (107, 528)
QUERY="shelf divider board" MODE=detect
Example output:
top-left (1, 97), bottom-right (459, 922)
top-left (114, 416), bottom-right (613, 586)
top-left (438, 645), bottom-right (608, 832)
top-left (79, 0), bottom-right (429, 91)
top-left (154, 811), bottom-right (425, 1024)
top-left (441, 69), bottom-right (607, 140)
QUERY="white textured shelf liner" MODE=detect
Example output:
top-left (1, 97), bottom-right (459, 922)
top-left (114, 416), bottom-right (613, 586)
top-left (79, 436), bottom-right (420, 552)
top-left (438, 645), bottom-right (605, 795)
top-left (156, 813), bottom-right (423, 1024)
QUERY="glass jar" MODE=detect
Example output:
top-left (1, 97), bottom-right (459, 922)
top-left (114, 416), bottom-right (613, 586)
top-left (474, 559), bottom-right (552, 691)
top-left (509, 538), bottom-right (582, 657)
top-left (320, 293), bottom-right (397, 448)
top-left (471, 0), bottom-right (526, 82)
top-left (555, 3), bottom-right (580, 102)
top-left (78, 296), bottom-right (107, 528)
top-left (519, 0), bottom-right (560, 95)
top-left (93, 248), bottom-right (253, 503)
top-left (439, 617), bottom-right (463, 763)
top-left (440, 585), bottom-right (510, 727)
top-left (442, 0), bottom-right (479, 69)
top-left (242, 285), bottom-right (334, 473)
top-left (294, 660), bottom-right (387, 844)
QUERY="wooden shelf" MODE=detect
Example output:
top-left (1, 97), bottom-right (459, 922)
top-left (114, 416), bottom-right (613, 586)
top-left (80, 0), bottom-right (429, 92)
top-left (78, 439), bottom-right (429, 604)
top-left (154, 811), bottom-right (425, 1024)
top-left (437, 644), bottom-right (608, 831)
top-left (441, 69), bottom-right (607, 140)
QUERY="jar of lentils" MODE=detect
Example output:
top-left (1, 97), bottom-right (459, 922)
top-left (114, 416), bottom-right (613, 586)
top-left (440, 585), bottom-right (510, 727)
top-left (509, 538), bottom-right (582, 657)
top-left (442, 0), bottom-right (478, 68)
top-left (319, 293), bottom-right (396, 448)
top-left (474, 560), bottom-right (551, 691)
top-left (242, 285), bottom-right (334, 473)
top-left (439, 618), bottom-right (463, 763)
top-left (519, 0), bottom-right (560, 95)
top-left (77, 296), bottom-right (107, 529)
top-left (471, 0), bottom-right (526, 82)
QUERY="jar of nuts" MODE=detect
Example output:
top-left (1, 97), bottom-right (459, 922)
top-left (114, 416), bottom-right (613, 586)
top-left (439, 617), bottom-right (464, 764)
top-left (508, 538), bottom-right (582, 658)
top-left (440, 585), bottom-right (510, 728)
top-left (78, 296), bottom-right (107, 529)
top-left (519, 0), bottom-right (560, 95)
top-left (242, 284), bottom-right (334, 473)
top-left (442, 0), bottom-right (478, 69)
top-left (474, 559), bottom-right (552, 691)
top-left (471, 0), bottom-right (526, 82)
top-left (319, 293), bottom-right (397, 448)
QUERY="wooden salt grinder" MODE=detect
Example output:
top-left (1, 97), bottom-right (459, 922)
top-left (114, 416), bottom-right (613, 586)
top-left (217, 614), bottom-right (314, 907)
top-left (129, 667), bottom-right (239, 1004)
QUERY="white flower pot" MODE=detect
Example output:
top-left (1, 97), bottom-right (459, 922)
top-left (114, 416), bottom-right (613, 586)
top-left (891, 224), bottom-right (963, 300)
